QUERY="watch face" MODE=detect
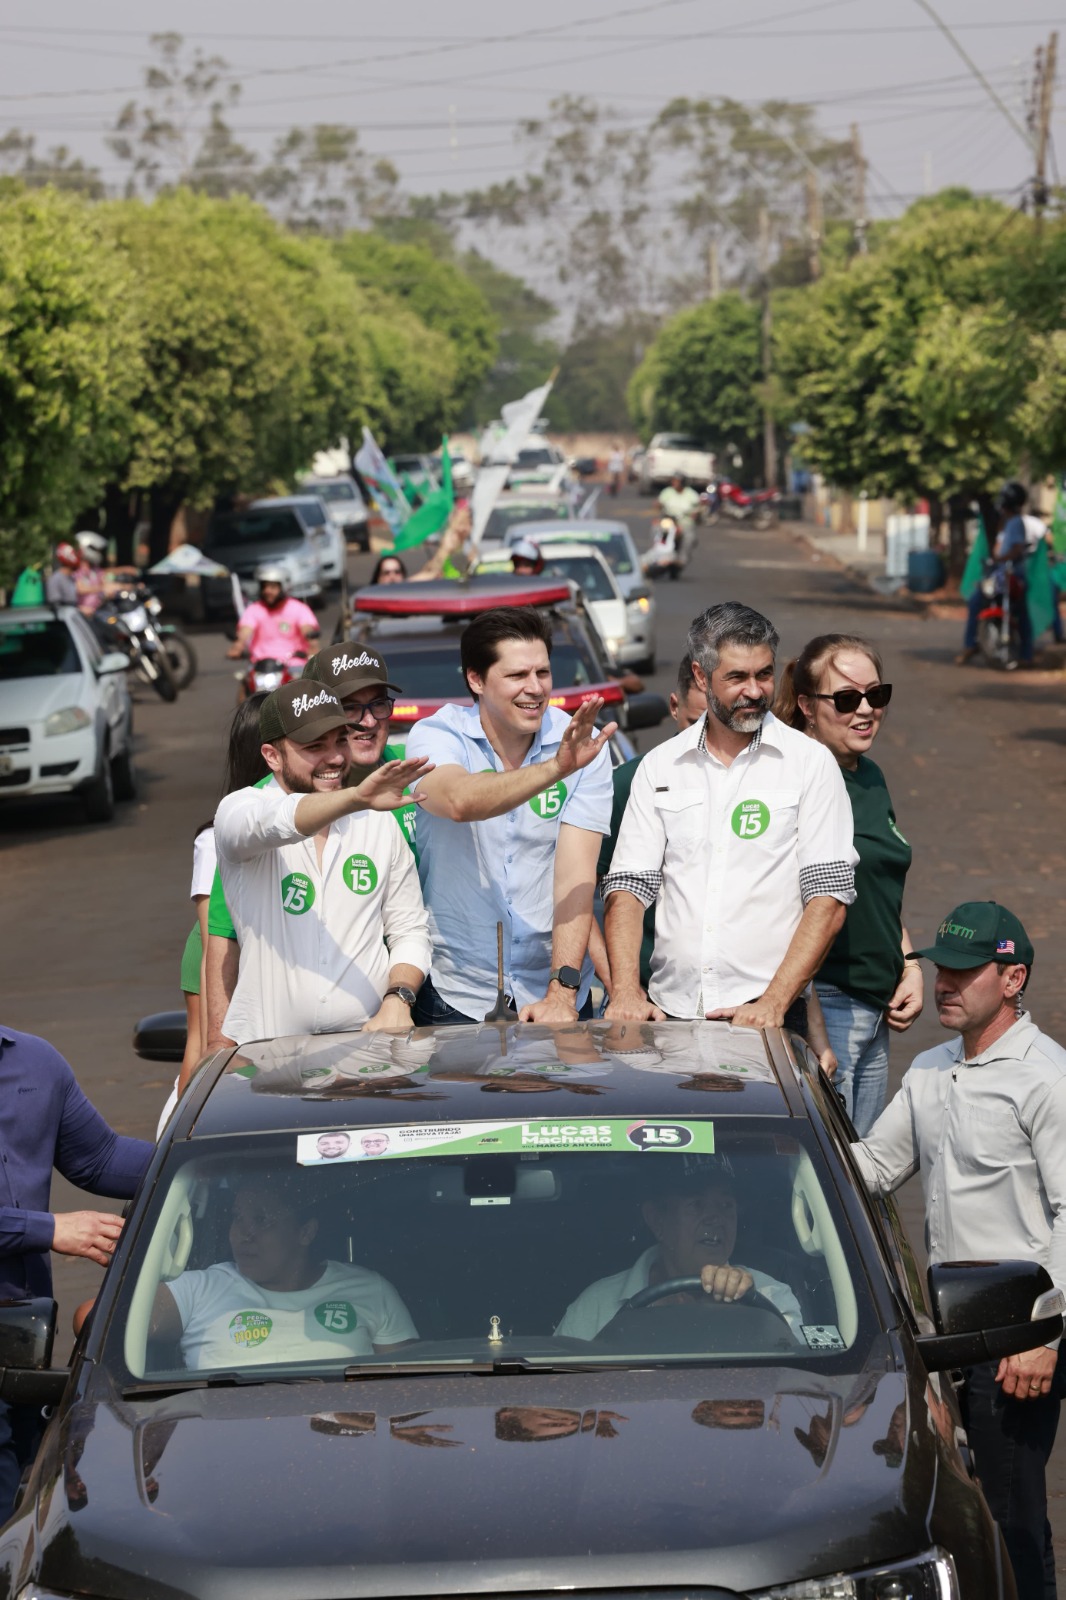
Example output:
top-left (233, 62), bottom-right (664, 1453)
top-left (556, 966), bottom-right (581, 990)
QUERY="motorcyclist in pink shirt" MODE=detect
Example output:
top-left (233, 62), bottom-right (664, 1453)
top-left (227, 565), bottom-right (320, 667)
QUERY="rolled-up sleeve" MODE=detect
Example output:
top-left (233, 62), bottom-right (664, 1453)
top-left (797, 745), bottom-right (858, 906)
top-left (602, 758), bottom-right (665, 899)
top-left (561, 741), bottom-right (613, 835)
top-left (381, 819), bottom-right (432, 976)
top-left (215, 784), bottom-right (303, 865)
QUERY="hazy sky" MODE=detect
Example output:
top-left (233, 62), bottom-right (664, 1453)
top-left (2, 0), bottom-right (1062, 217)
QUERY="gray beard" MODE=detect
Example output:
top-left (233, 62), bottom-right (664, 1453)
top-left (708, 691), bottom-right (769, 735)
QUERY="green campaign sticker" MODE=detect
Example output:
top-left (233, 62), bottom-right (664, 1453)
top-left (343, 854), bottom-right (379, 895)
top-left (314, 1300), bottom-right (357, 1334)
top-left (229, 1311), bottom-right (273, 1348)
top-left (731, 799), bottom-right (770, 839)
top-left (529, 780), bottom-right (567, 820)
top-left (298, 1117), bottom-right (714, 1164)
top-left (281, 872), bottom-right (316, 915)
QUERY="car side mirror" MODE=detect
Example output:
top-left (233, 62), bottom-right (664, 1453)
top-left (621, 692), bottom-right (668, 732)
top-left (0, 1299), bottom-right (68, 1406)
top-left (133, 1010), bottom-right (188, 1063)
top-left (96, 651), bottom-right (129, 675)
top-left (915, 1260), bottom-right (1065, 1372)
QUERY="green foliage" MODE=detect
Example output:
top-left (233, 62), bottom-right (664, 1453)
top-left (0, 188), bottom-right (141, 582)
top-left (331, 232), bottom-right (497, 418)
top-left (551, 319), bottom-right (657, 433)
top-left (628, 294), bottom-right (762, 453)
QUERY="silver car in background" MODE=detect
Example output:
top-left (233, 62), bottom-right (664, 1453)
top-left (300, 475), bottom-right (371, 553)
top-left (507, 519), bottom-right (657, 671)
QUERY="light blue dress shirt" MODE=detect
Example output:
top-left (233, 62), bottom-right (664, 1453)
top-left (407, 703), bottom-right (613, 1018)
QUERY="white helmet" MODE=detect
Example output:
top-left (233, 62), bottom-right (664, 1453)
top-left (75, 531), bottom-right (108, 568)
top-left (255, 563), bottom-right (289, 592)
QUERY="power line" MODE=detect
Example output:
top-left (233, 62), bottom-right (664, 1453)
top-left (911, 0), bottom-right (1035, 151)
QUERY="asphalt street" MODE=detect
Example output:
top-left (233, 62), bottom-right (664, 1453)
top-left (5, 489), bottom-right (1066, 1553)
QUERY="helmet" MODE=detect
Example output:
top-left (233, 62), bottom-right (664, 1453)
top-left (999, 480), bottom-right (1028, 513)
top-left (511, 539), bottom-right (545, 575)
top-left (55, 541), bottom-right (80, 571)
top-left (75, 532), bottom-right (108, 568)
top-left (256, 564), bottom-right (289, 592)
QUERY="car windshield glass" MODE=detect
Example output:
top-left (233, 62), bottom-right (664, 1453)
top-left (294, 502), bottom-right (326, 527)
top-left (657, 435), bottom-right (705, 451)
top-left (485, 504), bottom-right (567, 540)
top-left (378, 641), bottom-right (599, 699)
top-left (314, 482), bottom-right (357, 504)
top-left (0, 620), bottom-right (81, 679)
top-left (540, 557), bottom-right (615, 603)
top-left (114, 1115), bottom-right (872, 1383)
top-left (207, 511), bottom-right (306, 548)
top-left (515, 447), bottom-right (554, 467)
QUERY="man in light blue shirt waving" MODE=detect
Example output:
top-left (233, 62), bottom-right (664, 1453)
top-left (407, 607), bottom-right (616, 1024)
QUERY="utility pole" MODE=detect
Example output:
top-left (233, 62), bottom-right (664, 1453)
top-left (805, 169), bottom-right (823, 280)
top-left (707, 237), bottom-right (721, 299)
top-left (759, 206), bottom-right (778, 488)
top-left (851, 123), bottom-right (868, 255)
top-left (1032, 32), bottom-right (1058, 227)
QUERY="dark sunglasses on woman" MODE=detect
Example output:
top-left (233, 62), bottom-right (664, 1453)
top-left (812, 683), bottom-right (893, 715)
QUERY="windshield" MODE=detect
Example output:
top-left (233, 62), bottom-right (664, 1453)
top-left (540, 556), bottom-right (617, 603)
top-left (655, 434), bottom-right (706, 451)
top-left (515, 447), bottom-right (555, 468)
top-left (381, 640), bottom-right (600, 699)
top-left (0, 619), bottom-right (81, 679)
top-left (313, 482), bottom-right (357, 504)
top-left (292, 501), bottom-right (326, 527)
top-left (485, 504), bottom-right (567, 540)
top-left (114, 1111), bottom-right (870, 1384)
top-left (207, 511), bottom-right (306, 549)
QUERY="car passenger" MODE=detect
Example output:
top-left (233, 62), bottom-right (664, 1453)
top-left (556, 1162), bottom-right (802, 1340)
top-left (150, 1176), bottom-right (416, 1367)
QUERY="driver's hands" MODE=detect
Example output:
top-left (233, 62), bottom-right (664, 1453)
top-left (700, 1264), bottom-right (754, 1304)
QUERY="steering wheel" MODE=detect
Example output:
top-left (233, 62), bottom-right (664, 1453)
top-left (626, 1275), bottom-right (791, 1329)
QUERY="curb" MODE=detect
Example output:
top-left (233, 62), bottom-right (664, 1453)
top-left (785, 525), bottom-right (924, 612)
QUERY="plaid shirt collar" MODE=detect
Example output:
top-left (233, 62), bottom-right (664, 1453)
top-left (695, 711), bottom-right (773, 758)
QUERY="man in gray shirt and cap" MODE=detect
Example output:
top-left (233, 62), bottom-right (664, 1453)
top-left (853, 900), bottom-right (1066, 1600)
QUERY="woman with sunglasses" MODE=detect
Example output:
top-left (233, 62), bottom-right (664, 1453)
top-left (775, 634), bottom-right (921, 1133)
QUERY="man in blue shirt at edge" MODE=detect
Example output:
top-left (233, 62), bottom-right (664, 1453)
top-left (957, 479), bottom-right (1035, 668)
top-left (406, 607), bottom-right (616, 1024)
top-left (0, 1027), bottom-right (153, 1522)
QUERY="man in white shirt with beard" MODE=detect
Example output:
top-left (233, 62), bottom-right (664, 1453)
top-left (214, 681), bottom-right (432, 1043)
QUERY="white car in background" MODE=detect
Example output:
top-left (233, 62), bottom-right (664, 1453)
top-left (0, 606), bottom-right (134, 824)
top-left (638, 433), bottom-right (715, 492)
top-left (299, 475), bottom-right (371, 553)
top-left (477, 541), bottom-right (631, 670)
top-left (252, 495), bottom-right (346, 589)
top-left (506, 519), bottom-right (657, 670)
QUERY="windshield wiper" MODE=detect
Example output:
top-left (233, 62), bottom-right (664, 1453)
top-left (343, 1356), bottom-right (625, 1380)
top-left (121, 1371), bottom-right (304, 1398)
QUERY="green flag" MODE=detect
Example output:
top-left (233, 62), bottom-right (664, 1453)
top-left (389, 439), bottom-right (454, 554)
top-left (1051, 479), bottom-right (1066, 557)
top-left (1027, 536), bottom-right (1057, 637)
top-left (960, 515), bottom-right (990, 601)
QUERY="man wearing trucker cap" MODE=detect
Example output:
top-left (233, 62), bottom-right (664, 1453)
top-left (213, 680), bottom-right (431, 1045)
top-left (853, 901), bottom-right (1066, 1600)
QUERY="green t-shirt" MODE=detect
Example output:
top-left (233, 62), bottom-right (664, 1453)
top-left (817, 755), bottom-right (912, 1012)
top-left (597, 755), bottom-right (655, 992)
top-left (207, 747), bottom-right (417, 941)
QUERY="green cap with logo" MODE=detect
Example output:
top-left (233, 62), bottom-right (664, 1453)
top-left (259, 681), bottom-right (349, 746)
top-left (302, 644), bottom-right (401, 697)
top-left (915, 900), bottom-right (1034, 970)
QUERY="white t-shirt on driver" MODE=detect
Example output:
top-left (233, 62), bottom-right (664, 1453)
top-left (167, 1259), bottom-right (417, 1368)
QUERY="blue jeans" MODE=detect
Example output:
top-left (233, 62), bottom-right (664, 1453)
top-left (959, 1360), bottom-right (1063, 1600)
top-left (815, 982), bottom-right (888, 1136)
top-left (964, 581), bottom-right (1033, 661)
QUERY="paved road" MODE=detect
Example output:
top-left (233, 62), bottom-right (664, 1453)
top-left (5, 490), bottom-right (1066, 1551)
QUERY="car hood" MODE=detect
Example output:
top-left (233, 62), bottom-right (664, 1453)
top-left (0, 674), bottom-right (87, 725)
top-left (18, 1361), bottom-right (935, 1600)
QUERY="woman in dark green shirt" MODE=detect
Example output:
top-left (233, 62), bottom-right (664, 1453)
top-left (775, 634), bottom-right (923, 1134)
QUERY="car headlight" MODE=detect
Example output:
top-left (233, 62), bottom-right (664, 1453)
top-left (604, 636), bottom-right (625, 655)
top-left (753, 1550), bottom-right (958, 1600)
top-left (629, 596), bottom-right (652, 614)
top-left (44, 707), bottom-right (91, 737)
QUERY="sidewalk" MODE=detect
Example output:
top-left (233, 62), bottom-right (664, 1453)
top-left (783, 518), bottom-right (968, 617)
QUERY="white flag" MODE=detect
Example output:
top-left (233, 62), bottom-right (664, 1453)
top-left (470, 375), bottom-right (556, 552)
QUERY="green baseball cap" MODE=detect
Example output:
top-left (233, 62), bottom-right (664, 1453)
top-left (301, 643), bottom-right (401, 697)
top-left (259, 681), bottom-right (349, 746)
top-left (915, 901), bottom-right (1034, 971)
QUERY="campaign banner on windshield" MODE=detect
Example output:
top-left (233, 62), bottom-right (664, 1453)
top-left (297, 1118), bottom-right (715, 1166)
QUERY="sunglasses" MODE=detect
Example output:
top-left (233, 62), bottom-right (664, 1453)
top-left (345, 696), bottom-right (395, 724)
top-left (812, 683), bottom-right (893, 715)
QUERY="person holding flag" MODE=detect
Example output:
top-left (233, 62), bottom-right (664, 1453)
top-left (957, 481), bottom-right (1054, 668)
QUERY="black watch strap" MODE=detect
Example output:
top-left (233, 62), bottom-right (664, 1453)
top-left (384, 985), bottom-right (418, 1007)
top-left (549, 965), bottom-right (581, 991)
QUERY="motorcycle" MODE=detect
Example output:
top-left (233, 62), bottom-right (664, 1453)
top-left (97, 587), bottom-right (178, 702)
top-left (237, 654), bottom-right (307, 701)
top-left (701, 478), bottom-right (780, 530)
top-left (642, 517), bottom-right (685, 582)
top-left (976, 560), bottom-right (1026, 670)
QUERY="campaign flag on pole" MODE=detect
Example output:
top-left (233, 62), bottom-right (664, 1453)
top-left (959, 515), bottom-right (990, 601)
top-left (470, 374), bottom-right (557, 552)
top-left (1050, 477), bottom-right (1066, 557)
top-left (390, 438), bottom-right (454, 553)
top-left (354, 428), bottom-right (410, 536)
top-left (1027, 536), bottom-right (1057, 637)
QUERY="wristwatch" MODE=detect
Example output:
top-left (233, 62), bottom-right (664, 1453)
top-left (384, 985), bottom-right (418, 1008)
top-left (548, 965), bottom-right (582, 992)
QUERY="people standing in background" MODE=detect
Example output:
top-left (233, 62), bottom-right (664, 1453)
top-left (607, 444), bottom-right (625, 497)
top-left (775, 634), bottom-right (921, 1133)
